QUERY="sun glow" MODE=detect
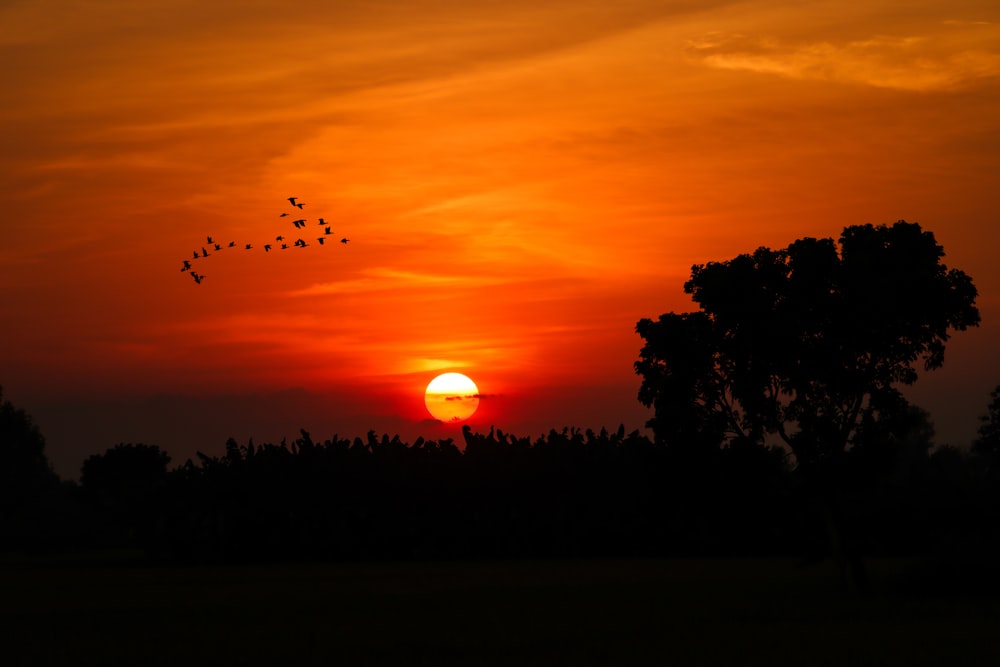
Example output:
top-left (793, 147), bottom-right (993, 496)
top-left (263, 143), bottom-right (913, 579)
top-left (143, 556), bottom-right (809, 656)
top-left (424, 372), bottom-right (480, 422)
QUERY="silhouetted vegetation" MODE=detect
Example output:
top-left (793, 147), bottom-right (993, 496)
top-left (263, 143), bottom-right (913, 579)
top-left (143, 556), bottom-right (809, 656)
top-left (635, 221), bottom-right (980, 589)
top-left (0, 386), bottom-right (80, 552)
top-left (2, 408), bottom-right (997, 568)
top-left (2, 223), bottom-right (997, 583)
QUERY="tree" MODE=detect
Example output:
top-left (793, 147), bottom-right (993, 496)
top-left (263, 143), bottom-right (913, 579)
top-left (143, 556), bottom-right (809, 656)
top-left (80, 443), bottom-right (171, 547)
top-left (636, 221), bottom-right (978, 464)
top-left (972, 385), bottom-right (1000, 472)
top-left (0, 386), bottom-right (57, 491)
top-left (0, 386), bottom-right (61, 549)
top-left (635, 221), bottom-right (979, 586)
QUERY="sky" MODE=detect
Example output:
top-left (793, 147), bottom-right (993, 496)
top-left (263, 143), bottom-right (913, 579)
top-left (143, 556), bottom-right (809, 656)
top-left (1, 0), bottom-right (998, 479)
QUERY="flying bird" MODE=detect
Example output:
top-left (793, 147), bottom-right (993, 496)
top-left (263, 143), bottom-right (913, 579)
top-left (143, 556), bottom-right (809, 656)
top-left (264, 244), bottom-right (272, 252)
top-left (228, 241), bottom-right (236, 248)
top-left (201, 247), bottom-right (210, 257)
top-left (190, 271), bottom-right (203, 284)
top-left (293, 219), bottom-right (306, 229)
top-left (206, 236), bottom-right (213, 244)
top-left (245, 243), bottom-right (253, 250)
top-left (340, 237), bottom-right (350, 244)
top-left (214, 243), bottom-right (222, 251)
top-left (279, 212), bottom-right (289, 217)
top-left (181, 260), bottom-right (191, 271)
top-left (288, 197), bottom-right (304, 209)
top-left (317, 237), bottom-right (325, 245)
top-left (324, 226), bottom-right (332, 235)
top-left (276, 235), bottom-right (284, 241)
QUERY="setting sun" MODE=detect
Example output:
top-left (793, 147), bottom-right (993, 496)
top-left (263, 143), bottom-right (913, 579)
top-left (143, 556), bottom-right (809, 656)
top-left (425, 373), bottom-right (480, 422)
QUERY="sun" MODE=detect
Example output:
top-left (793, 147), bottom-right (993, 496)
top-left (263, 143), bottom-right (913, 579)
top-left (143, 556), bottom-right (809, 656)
top-left (424, 372), bottom-right (480, 422)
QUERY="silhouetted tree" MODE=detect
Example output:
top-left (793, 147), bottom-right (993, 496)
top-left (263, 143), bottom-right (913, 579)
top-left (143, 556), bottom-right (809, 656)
top-left (635, 221), bottom-right (979, 588)
top-left (0, 386), bottom-right (56, 490)
top-left (972, 385), bottom-right (1000, 472)
top-left (80, 443), bottom-right (171, 548)
top-left (0, 386), bottom-right (63, 550)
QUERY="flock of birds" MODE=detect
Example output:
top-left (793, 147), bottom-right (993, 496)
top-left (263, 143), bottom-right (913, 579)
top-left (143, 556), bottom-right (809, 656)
top-left (182, 197), bottom-right (350, 285)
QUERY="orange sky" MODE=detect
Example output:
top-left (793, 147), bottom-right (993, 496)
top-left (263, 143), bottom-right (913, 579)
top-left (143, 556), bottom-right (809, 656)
top-left (2, 0), bottom-right (998, 477)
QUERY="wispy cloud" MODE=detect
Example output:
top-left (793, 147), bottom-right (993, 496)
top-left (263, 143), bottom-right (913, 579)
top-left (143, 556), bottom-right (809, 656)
top-left (287, 267), bottom-right (513, 296)
top-left (687, 28), bottom-right (1000, 91)
top-left (445, 393), bottom-right (502, 401)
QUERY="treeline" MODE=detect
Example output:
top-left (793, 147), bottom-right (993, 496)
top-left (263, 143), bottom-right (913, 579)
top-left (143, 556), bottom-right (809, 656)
top-left (5, 410), bottom-right (1000, 563)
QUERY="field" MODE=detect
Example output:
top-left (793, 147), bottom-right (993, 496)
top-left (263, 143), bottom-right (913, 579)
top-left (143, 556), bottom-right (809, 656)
top-left (2, 555), bottom-right (997, 666)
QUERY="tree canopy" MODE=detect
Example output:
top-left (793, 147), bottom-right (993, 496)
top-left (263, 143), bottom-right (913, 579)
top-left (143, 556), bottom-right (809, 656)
top-left (635, 221), bottom-right (980, 468)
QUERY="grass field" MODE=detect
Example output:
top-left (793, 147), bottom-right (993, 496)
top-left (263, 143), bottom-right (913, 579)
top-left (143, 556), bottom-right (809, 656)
top-left (2, 555), bottom-right (997, 666)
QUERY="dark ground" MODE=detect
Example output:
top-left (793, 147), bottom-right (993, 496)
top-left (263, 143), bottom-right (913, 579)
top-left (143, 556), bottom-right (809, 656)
top-left (2, 555), bottom-right (998, 666)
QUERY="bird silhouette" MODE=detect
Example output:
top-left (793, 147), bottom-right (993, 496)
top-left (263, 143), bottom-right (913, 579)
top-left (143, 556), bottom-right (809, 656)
top-left (179, 196), bottom-right (349, 284)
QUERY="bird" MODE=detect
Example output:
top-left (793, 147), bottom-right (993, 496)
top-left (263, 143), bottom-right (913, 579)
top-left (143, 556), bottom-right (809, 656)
top-left (181, 260), bottom-right (191, 271)
top-left (245, 243), bottom-right (253, 250)
top-left (281, 243), bottom-right (288, 250)
top-left (279, 212), bottom-right (289, 217)
top-left (293, 219), bottom-right (306, 229)
top-left (201, 247), bottom-right (210, 257)
top-left (193, 251), bottom-right (199, 259)
top-left (264, 244), bottom-right (272, 252)
top-left (214, 243), bottom-right (222, 251)
top-left (324, 226), bottom-right (332, 235)
top-left (340, 237), bottom-right (350, 244)
top-left (207, 236), bottom-right (213, 244)
top-left (276, 235), bottom-right (284, 241)
top-left (318, 217), bottom-right (327, 226)
top-left (317, 237), bottom-right (325, 245)
top-left (287, 197), bottom-right (299, 206)
top-left (190, 271), bottom-right (203, 284)
top-left (228, 241), bottom-right (236, 248)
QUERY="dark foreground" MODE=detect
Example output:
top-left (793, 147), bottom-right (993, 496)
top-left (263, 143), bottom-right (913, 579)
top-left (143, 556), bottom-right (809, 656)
top-left (2, 555), bottom-right (997, 666)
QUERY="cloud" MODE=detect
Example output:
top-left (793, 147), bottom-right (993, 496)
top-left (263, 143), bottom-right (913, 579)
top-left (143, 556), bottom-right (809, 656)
top-left (686, 29), bottom-right (1000, 91)
top-left (288, 267), bottom-right (512, 297)
top-left (444, 393), bottom-right (502, 401)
